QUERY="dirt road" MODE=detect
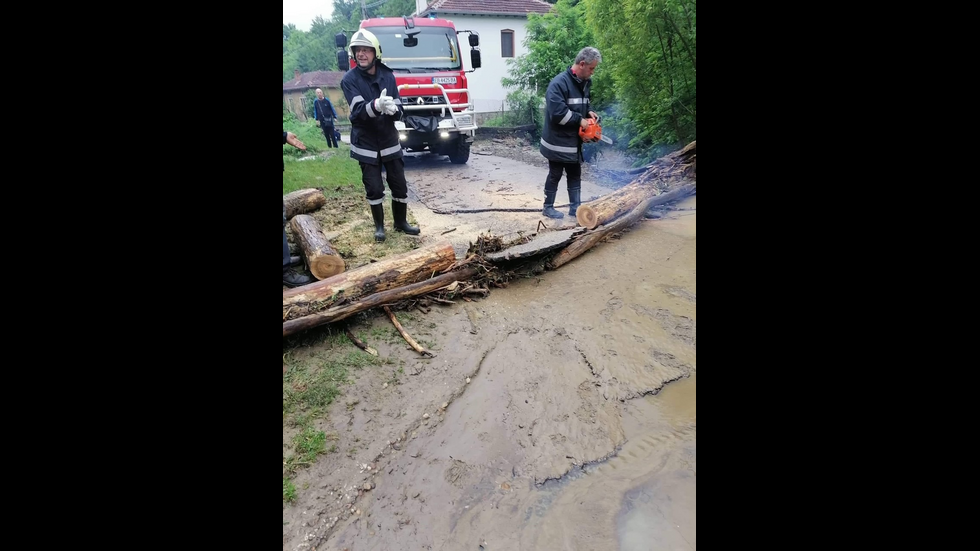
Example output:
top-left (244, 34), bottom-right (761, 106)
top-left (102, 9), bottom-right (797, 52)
top-left (403, 143), bottom-right (627, 258)
top-left (282, 148), bottom-right (696, 550)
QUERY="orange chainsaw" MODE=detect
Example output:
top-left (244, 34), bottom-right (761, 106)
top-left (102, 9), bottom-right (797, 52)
top-left (579, 116), bottom-right (613, 144)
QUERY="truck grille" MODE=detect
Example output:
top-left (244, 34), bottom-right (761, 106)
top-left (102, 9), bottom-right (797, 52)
top-left (405, 96), bottom-right (446, 106)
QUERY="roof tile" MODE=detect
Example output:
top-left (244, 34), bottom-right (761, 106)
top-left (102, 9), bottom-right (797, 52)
top-left (421, 0), bottom-right (553, 16)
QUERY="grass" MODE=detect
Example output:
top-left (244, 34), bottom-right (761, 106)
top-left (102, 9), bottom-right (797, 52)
top-left (283, 478), bottom-right (297, 503)
top-left (283, 117), bottom-right (421, 270)
top-left (282, 326), bottom-right (392, 503)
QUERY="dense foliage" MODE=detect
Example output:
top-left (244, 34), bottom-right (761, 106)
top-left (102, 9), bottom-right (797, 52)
top-left (282, 0), bottom-right (695, 162)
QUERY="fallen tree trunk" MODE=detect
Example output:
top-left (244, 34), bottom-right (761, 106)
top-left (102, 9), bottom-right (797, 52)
top-left (283, 238), bottom-right (457, 322)
top-left (576, 141), bottom-right (696, 229)
top-left (289, 214), bottom-right (346, 280)
top-left (284, 188), bottom-right (327, 219)
top-left (282, 141), bottom-right (697, 338)
top-left (283, 267), bottom-right (478, 337)
top-left (552, 183), bottom-right (696, 269)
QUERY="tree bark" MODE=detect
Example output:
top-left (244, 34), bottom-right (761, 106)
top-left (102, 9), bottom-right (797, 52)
top-left (576, 180), bottom-right (661, 230)
top-left (284, 188), bottom-right (327, 219)
top-left (289, 214), bottom-right (346, 280)
top-left (576, 141), bottom-right (696, 229)
top-left (283, 238), bottom-right (457, 322)
top-left (553, 183), bottom-right (696, 269)
top-left (283, 267), bottom-right (478, 337)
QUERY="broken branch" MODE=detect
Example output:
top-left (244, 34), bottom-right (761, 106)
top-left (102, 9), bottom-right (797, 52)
top-left (384, 306), bottom-right (435, 358)
top-left (345, 327), bottom-right (378, 356)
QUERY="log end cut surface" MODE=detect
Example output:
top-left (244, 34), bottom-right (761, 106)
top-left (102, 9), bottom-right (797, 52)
top-left (576, 207), bottom-right (598, 230)
top-left (311, 255), bottom-right (346, 280)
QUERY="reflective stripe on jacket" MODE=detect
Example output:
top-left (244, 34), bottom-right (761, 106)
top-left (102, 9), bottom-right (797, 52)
top-left (540, 67), bottom-right (591, 164)
top-left (340, 63), bottom-right (405, 165)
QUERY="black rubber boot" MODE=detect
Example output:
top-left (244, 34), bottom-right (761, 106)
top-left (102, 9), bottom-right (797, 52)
top-left (392, 201), bottom-right (420, 235)
top-left (370, 203), bottom-right (386, 242)
top-left (568, 187), bottom-right (581, 218)
top-left (283, 266), bottom-right (313, 288)
top-left (542, 190), bottom-right (564, 219)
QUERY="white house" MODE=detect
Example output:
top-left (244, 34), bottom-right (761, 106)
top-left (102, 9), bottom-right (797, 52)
top-left (414, 0), bottom-right (554, 114)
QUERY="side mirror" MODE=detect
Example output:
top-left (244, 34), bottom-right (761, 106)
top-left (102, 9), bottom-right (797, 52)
top-left (337, 50), bottom-right (349, 72)
top-left (335, 32), bottom-right (347, 48)
top-left (470, 49), bottom-right (481, 69)
top-left (468, 34), bottom-right (479, 47)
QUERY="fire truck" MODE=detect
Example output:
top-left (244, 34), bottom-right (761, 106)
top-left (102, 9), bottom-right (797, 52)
top-left (337, 16), bottom-right (482, 164)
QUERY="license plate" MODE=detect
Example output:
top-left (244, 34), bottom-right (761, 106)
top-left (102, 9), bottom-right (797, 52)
top-left (432, 77), bottom-right (457, 84)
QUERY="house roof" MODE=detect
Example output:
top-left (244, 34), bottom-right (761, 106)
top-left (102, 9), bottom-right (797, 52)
top-left (420, 0), bottom-right (553, 17)
top-left (282, 70), bottom-right (345, 92)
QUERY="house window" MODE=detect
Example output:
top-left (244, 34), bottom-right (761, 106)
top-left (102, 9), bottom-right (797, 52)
top-left (501, 30), bottom-right (514, 58)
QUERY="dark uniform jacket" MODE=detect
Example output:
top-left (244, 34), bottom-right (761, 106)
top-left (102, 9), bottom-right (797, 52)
top-left (313, 97), bottom-right (337, 125)
top-left (540, 67), bottom-right (592, 164)
top-left (341, 62), bottom-right (405, 165)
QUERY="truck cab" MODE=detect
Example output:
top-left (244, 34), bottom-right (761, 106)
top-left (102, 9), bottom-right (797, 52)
top-left (338, 16), bottom-right (481, 164)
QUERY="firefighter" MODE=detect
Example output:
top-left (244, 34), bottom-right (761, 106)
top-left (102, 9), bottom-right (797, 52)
top-left (539, 46), bottom-right (602, 220)
top-left (340, 29), bottom-right (420, 242)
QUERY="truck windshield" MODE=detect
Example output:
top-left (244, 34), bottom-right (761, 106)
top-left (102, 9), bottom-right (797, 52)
top-left (371, 25), bottom-right (461, 72)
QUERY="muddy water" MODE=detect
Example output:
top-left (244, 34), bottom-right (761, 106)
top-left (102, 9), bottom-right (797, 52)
top-left (312, 197), bottom-right (695, 551)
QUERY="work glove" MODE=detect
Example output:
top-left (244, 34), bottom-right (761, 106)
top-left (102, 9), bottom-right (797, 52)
top-left (383, 100), bottom-right (398, 116)
top-left (375, 88), bottom-right (391, 113)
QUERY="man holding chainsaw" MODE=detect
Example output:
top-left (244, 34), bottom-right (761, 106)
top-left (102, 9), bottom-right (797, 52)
top-left (539, 46), bottom-right (602, 220)
top-left (340, 28), bottom-right (420, 242)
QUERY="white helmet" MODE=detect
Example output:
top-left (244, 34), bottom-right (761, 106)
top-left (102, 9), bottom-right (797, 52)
top-left (348, 29), bottom-right (382, 64)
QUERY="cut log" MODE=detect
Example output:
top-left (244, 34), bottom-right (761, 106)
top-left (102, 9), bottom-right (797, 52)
top-left (577, 141), bottom-right (696, 229)
top-left (284, 267), bottom-right (479, 337)
top-left (283, 238), bottom-right (457, 322)
top-left (576, 181), bottom-right (655, 230)
top-left (289, 214), bottom-right (346, 280)
top-left (553, 183), bottom-right (696, 269)
top-left (284, 188), bottom-right (327, 219)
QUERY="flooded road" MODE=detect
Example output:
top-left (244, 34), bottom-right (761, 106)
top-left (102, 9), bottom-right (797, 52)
top-left (283, 189), bottom-right (696, 550)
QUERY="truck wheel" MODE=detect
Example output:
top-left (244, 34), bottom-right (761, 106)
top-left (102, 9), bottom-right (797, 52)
top-left (448, 137), bottom-right (470, 164)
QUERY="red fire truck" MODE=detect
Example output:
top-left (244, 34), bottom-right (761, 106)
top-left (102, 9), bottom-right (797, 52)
top-left (337, 15), bottom-right (482, 164)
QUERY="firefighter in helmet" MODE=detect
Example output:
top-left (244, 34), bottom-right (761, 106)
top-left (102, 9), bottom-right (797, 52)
top-left (340, 29), bottom-right (420, 242)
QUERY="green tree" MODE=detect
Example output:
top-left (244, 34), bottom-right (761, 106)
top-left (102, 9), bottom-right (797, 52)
top-left (584, 0), bottom-right (695, 158)
top-left (310, 16), bottom-right (333, 37)
top-left (333, 0), bottom-right (360, 21)
top-left (500, 0), bottom-right (596, 95)
top-left (379, 0), bottom-right (417, 18)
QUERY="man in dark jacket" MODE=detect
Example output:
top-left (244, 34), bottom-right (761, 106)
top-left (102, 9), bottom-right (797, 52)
top-left (340, 28), bottom-right (420, 243)
top-left (283, 130), bottom-right (314, 288)
top-left (539, 47), bottom-right (602, 220)
top-left (313, 88), bottom-right (339, 148)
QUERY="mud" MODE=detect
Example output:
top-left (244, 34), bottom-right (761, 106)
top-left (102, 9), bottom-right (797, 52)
top-left (283, 148), bottom-right (695, 551)
top-left (403, 147), bottom-right (621, 259)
